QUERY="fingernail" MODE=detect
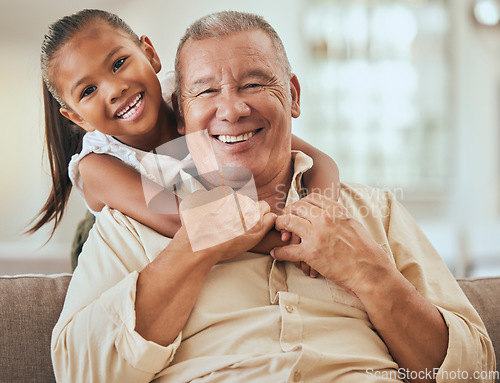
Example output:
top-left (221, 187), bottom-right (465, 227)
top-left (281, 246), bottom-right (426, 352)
top-left (270, 248), bottom-right (275, 258)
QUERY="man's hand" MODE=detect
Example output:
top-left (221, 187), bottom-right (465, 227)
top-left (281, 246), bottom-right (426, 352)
top-left (271, 193), bottom-right (392, 295)
top-left (280, 230), bottom-right (320, 278)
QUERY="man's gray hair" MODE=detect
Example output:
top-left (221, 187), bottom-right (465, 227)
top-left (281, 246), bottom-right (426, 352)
top-left (174, 11), bottom-right (292, 116)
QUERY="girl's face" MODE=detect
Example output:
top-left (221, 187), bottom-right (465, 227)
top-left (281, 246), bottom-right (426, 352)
top-left (53, 22), bottom-right (164, 149)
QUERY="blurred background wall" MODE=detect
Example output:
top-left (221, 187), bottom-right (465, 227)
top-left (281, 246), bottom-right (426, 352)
top-left (1, 0), bottom-right (499, 277)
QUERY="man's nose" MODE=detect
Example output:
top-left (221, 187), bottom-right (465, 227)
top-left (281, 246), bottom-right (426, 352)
top-left (215, 91), bottom-right (251, 122)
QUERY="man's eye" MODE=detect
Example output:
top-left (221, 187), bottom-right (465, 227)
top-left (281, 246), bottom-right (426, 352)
top-left (113, 57), bottom-right (127, 72)
top-left (244, 83), bottom-right (262, 89)
top-left (198, 89), bottom-right (217, 96)
top-left (81, 86), bottom-right (96, 99)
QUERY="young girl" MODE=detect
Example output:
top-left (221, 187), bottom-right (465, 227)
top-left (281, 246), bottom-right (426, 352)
top-left (28, 9), bottom-right (340, 275)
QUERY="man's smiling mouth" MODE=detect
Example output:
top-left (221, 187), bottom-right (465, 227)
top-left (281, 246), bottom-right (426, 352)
top-left (214, 129), bottom-right (262, 144)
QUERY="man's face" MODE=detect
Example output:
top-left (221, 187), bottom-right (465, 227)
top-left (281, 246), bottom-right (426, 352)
top-left (177, 30), bottom-right (300, 187)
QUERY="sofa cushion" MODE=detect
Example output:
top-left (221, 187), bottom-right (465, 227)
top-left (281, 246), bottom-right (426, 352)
top-left (0, 274), bottom-right (71, 383)
top-left (458, 278), bottom-right (499, 381)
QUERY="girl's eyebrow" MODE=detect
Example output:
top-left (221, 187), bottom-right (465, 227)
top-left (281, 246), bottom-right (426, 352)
top-left (70, 77), bottom-right (90, 97)
top-left (105, 45), bottom-right (125, 63)
top-left (70, 45), bottom-right (125, 96)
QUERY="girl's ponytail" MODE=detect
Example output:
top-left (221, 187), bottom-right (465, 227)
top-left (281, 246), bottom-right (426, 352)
top-left (25, 82), bottom-right (84, 237)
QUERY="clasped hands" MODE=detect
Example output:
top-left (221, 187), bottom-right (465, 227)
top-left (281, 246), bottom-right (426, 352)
top-left (271, 193), bottom-right (392, 295)
top-left (177, 189), bottom-right (390, 296)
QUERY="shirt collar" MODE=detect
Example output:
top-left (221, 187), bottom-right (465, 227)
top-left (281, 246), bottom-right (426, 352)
top-left (285, 150), bottom-right (313, 207)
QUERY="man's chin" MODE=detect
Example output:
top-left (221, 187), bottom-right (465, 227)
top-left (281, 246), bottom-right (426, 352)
top-left (201, 166), bottom-right (254, 189)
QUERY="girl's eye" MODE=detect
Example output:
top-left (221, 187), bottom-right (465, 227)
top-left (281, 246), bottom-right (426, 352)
top-left (113, 57), bottom-right (127, 72)
top-left (81, 86), bottom-right (96, 99)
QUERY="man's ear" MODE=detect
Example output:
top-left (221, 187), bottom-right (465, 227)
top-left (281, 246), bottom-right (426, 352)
top-left (59, 108), bottom-right (94, 132)
top-left (141, 35), bottom-right (162, 74)
top-left (172, 93), bottom-right (186, 135)
top-left (290, 74), bottom-right (301, 118)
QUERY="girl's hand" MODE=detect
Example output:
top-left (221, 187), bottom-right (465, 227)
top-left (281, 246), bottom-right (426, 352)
top-left (179, 187), bottom-right (276, 263)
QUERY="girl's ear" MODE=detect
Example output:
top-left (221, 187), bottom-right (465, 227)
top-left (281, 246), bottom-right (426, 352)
top-left (59, 108), bottom-right (94, 132)
top-left (290, 74), bottom-right (301, 118)
top-left (140, 35), bottom-right (162, 74)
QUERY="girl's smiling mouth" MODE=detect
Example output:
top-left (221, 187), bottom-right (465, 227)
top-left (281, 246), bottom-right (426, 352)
top-left (115, 93), bottom-right (144, 120)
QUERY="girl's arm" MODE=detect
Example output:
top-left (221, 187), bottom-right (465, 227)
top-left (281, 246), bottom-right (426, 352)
top-left (252, 137), bottom-right (340, 251)
top-left (78, 153), bottom-right (181, 237)
top-left (291, 134), bottom-right (340, 201)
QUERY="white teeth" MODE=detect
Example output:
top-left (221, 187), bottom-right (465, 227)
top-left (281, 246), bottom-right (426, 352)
top-left (116, 94), bottom-right (142, 118)
top-left (217, 131), bottom-right (256, 143)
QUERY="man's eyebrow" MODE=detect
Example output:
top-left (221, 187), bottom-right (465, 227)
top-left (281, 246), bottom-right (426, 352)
top-left (70, 46), bottom-right (125, 96)
top-left (188, 70), bottom-right (273, 90)
top-left (240, 70), bottom-right (273, 81)
top-left (190, 76), bottom-right (215, 88)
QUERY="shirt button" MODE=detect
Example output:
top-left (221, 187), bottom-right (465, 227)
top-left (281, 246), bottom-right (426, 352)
top-left (293, 370), bottom-right (301, 381)
top-left (285, 305), bottom-right (295, 313)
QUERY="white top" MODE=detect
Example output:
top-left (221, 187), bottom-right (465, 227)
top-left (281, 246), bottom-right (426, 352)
top-left (68, 72), bottom-right (194, 215)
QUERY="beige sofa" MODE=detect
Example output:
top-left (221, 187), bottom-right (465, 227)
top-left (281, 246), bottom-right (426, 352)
top-left (0, 274), bottom-right (498, 382)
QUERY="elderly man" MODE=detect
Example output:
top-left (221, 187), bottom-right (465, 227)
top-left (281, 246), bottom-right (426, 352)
top-left (52, 11), bottom-right (495, 383)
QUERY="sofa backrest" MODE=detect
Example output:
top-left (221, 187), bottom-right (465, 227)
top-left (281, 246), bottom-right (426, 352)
top-left (0, 274), bottom-right (498, 382)
top-left (0, 274), bottom-right (71, 383)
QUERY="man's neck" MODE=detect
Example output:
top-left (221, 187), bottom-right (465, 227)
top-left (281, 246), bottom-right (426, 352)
top-left (196, 156), bottom-right (294, 214)
top-left (256, 159), bottom-right (293, 214)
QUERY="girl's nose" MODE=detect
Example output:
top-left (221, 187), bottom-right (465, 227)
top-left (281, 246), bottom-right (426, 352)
top-left (106, 79), bottom-right (128, 103)
top-left (215, 92), bottom-right (251, 123)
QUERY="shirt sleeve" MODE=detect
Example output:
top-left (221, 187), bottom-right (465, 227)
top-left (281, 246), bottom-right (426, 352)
top-left (68, 130), bottom-right (143, 215)
top-left (51, 207), bottom-right (181, 382)
top-left (384, 194), bottom-right (496, 382)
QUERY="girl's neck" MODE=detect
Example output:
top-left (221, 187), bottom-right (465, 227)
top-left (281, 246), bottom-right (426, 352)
top-left (114, 101), bottom-right (179, 152)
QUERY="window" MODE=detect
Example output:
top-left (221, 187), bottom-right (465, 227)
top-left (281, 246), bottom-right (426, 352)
top-left (297, 0), bottom-right (451, 193)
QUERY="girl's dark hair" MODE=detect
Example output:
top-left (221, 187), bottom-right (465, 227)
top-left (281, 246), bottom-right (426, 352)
top-left (26, 9), bottom-right (140, 237)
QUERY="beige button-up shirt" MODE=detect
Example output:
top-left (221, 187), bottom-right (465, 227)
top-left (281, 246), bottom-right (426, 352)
top-left (52, 152), bottom-right (495, 382)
